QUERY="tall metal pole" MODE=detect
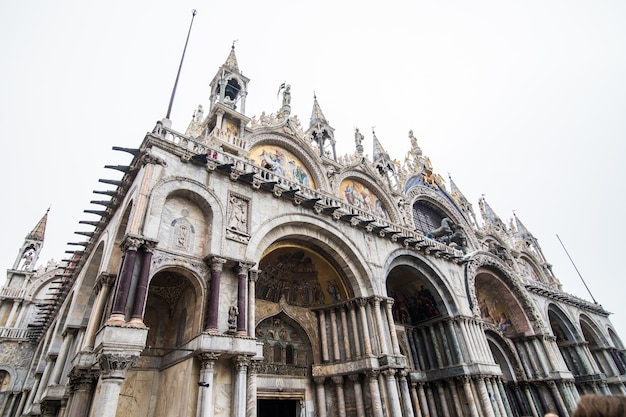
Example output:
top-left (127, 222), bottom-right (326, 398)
top-left (165, 9), bottom-right (197, 120)
top-left (556, 234), bottom-right (597, 303)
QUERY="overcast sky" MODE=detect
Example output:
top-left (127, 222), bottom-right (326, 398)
top-left (1, 1), bottom-right (625, 340)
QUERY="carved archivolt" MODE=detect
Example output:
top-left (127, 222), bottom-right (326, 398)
top-left (150, 251), bottom-right (209, 288)
top-left (465, 252), bottom-right (548, 334)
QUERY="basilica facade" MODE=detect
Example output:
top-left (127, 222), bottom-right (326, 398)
top-left (1, 46), bottom-right (625, 417)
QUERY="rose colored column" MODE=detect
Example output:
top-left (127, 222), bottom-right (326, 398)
top-left (332, 376), bottom-right (346, 417)
top-left (108, 237), bottom-right (142, 323)
top-left (314, 377), bottom-right (327, 417)
top-left (349, 374), bottom-right (365, 417)
top-left (82, 273), bottom-right (115, 350)
top-left (236, 263), bottom-right (252, 335)
top-left (130, 242), bottom-right (156, 324)
top-left (205, 257), bottom-right (227, 333)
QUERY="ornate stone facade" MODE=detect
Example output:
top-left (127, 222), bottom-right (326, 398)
top-left (1, 46), bottom-right (625, 417)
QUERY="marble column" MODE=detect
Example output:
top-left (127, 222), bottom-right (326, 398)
top-left (367, 371), bottom-right (384, 417)
top-left (449, 380), bottom-right (464, 417)
top-left (247, 270), bottom-right (260, 337)
top-left (428, 326), bottom-right (443, 368)
top-left (438, 323), bottom-right (453, 366)
top-left (398, 371), bottom-right (415, 417)
top-left (435, 382), bottom-right (451, 417)
top-left (496, 379), bottom-right (513, 417)
top-left (349, 374), bottom-right (365, 417)
top-left (246, 361), bottom-right (259, 417)
top-left (66, 369), bottom-right (96, 417)
top-left (318, 310), bottom-right (330, 362)
top-left (373, 297), bottom-right (390, 355)
top-left (236, 263), bottom-right (252, 336)
top-left (129, 242), bottom-right (156, 325)
top-left (490, 378), bottom-right (507, 417)
top-left (447, 319), bottom-right (464, 364)
top-left (205, 257), bottom-right (227, 333)
top-left (94, 352), bottom-right (137, 417)
top-left (522, 383), bottom-right (540, 417)
top-left (349, 301), bottom-right (362, 358)
top-left (384, 299), bottom-right (401, 355)
top-left (484, 378), bottom-right (501, 417)
top-left (477, 377), bottom-right (496, 417)
top-left (314, 377), bottom-right (327, 417)
top-left (462, 376), bottom-right (480, 417)
top-left (197, 353), bottom-right (219, 417)
top-left (410, 381), bottom-right (423, 417)
top-left (49, 329), bottom-right (75, 385)
top-left (417, 382), bottom-right (430, 417)
top-left (40, 401), bottom-right (58, 417)
top-left (357, 299), bottom-right (373, 355)
top-left (108, 236), bottom-right (142, 323)
top-left (340, 306), bottom-right (352, 359)
top-left (425, 385), bottom-right (437, 417)
top-left (332, 376), bottom-right (347, 417)
top-left (233, 356), bottom-right (249, 417)
top-left (82, 273), bottom-right (115, 350)
top-left (329, 308), bottom-right (341, 361)
top-left (382, 369), bottom-right (403, 417)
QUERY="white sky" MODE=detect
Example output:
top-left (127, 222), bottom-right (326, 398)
top-left (1, 1), bottom-right (625, 340)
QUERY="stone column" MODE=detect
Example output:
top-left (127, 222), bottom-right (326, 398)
top-left (349, 374), bottom-right (365, 417)
top-left (247, 270), bottom-right (260, 337)
top-left (438, 323), bottom-right (453, 366)
top-left (340, 306), bottom-right (352, 359)
top-left (410, 381), bottom-right (423, 417)
top-left (477, 377), bottom-right (496, 417)
top-left (108, 236), bottom-right (142, 324)
top-left (329, 308), bottom-right (341, 361)
top-left (236, 263), bottom-right (252, 336)
top-left (357, 299), bottom-right (373, 355)
top-left (496, 378), bottom-right (513, 417)
top-left (246, 361), bottom-right (259, 417)
top-left (367, 371), bottom-right (384, 417)
top-left (447, 319), bottom-right (464, 364)
top-left (460, 318), bottom-right (478, 362)
top-left (82, 273), bottom-right (115, 350)
top-left (129, 242), bottom-right (156, 325)
top-left (314, 377), bottom-right (327, 417)
top-left (425, 385), bottom-right (438, 417)
top-left (490, 378), bottom-right (507, 417)
top-left (205, 257), bottom-right (227, 333)
top-left (436, 381), bottom-right (451, 417)
top-left (417, 382), bottom-right (430, 417)
top-left (449, 380), bottom-right (464, 417)
top-left (349, 301), bottom-right (362, 358)
top-left (197, 353), bottom-right (219, 417)
top-left (5, 300), bottom-right (21, 327)
top-left (398, 370), bottom-right (415, 417)
top-left (420, 327), bottom-right (436, 369)
top-left (94, 352), bottom-right (137, 417)
top-left (66, 369), bottom-right (96, 417)
top-left (428, 326), bottom-right (444, 368)
top-left (318, 310), bottom-right (330, 362)
top-left (332, 376), bottom-right (347, 417)
top-left (233, 356), bottom-right (249, 417)
top-left (373, 297), bottom-right (390, 354)
top-left (382, 369), bottom-right (403, 417)
top-left (522, 382), bottom-right (540, 417)
top-left (384, 299), bottom-right (401, 355)
top-left (462, 376), bottom-right (480, 417)
top-left (49, 329), bottom-right (76, 385)
top-left (547, 381), bottom-right (569, 417)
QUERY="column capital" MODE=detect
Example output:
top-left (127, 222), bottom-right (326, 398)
top-left (142, 238), bottom-right (159, 252)
top-left (384, 297), bottom-right (395, 308)
top-left (235, 261), bottom-right (255, 275)
top-left (331, 376), bottom-right (344, 386)
top-left (365, 369), bottom-right (380, 380)
top-left (121, 235), bottom-right (143, 251)
top-left (348, 374), bottom-right (361, 383)
top-left (356, 297), bottom-right (368, 308)
top-left (233, 355), bottom-right (250, 372)
top-left (98, 352), bottom-right (137, 379)
top-left (68, 368), bottom-right (97, 393)
top-left (314, 376), bottom-right (326, 385)
top-left (382, 368), bottom-right (397, 378)
top-left (95, 272), bottom-right (116, 293)
top-left (206, 256), bottom-right (228, 272)
top-left (198, 352), bottom-right (220, 370)
top-left (249, 269), bottom-right (261, 282)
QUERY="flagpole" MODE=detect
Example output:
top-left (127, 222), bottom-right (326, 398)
top-left (556, 234), bottom-right (597, 304)
top-left (165, 9), bottom-right (197, 120)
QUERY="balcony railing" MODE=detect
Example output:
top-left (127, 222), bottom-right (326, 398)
top-left (0, 327), bottom-right (38, 340)
top-left (0, 286), bottom-right (26, 300)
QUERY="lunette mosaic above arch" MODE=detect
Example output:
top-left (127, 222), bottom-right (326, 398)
top-left (338, 178), bottom-right (388, 219)
top-left (249, 145), bottom-right (316, 189)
